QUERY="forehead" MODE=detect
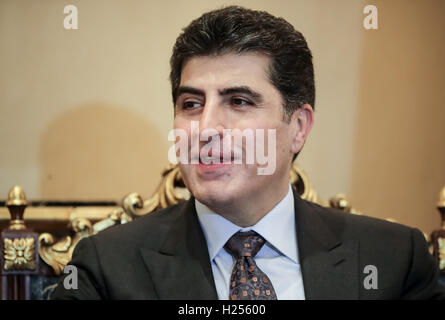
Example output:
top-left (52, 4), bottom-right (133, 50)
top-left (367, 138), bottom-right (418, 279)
top-left (179, 52), bottom-right (273, 89)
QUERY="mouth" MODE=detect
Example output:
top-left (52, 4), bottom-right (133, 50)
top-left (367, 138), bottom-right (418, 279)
top-left (190, 148), bottom-right (240, 165)
top-left (193, 152), bottom-right (237, 174)
top-left (199, 154), bottom-right (235, 164)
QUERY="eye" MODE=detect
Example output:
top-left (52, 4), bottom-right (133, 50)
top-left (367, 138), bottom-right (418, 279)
top-left (182, 101), bottom-right (203, 109)
top-left (231, 97), bottom-right (253, 107)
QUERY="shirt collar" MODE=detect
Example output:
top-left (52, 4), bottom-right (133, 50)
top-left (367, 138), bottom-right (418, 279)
top-left (195, 185), bottom-right (299, 264)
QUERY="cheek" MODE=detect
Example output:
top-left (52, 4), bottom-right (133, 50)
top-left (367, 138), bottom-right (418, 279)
top-left (241, 120), bottom-right (291, 157)
top-left (275, 126), bottom-right (294, 154)
top-left (173, 119), bottom-right (194, 145)
top-left (173, 117), bottom-right (188, 130)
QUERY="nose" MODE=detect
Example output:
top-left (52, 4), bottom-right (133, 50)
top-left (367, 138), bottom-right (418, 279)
top-left (199, 97), bottom-right (226, 136)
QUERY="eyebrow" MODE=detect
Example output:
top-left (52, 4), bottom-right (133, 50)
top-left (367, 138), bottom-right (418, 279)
top-left (219, 86), bottom-right (264, 103)
top-left (176, 85), bottom-right (264, 104)
top-left (176, 86), bottom-right (205, 98)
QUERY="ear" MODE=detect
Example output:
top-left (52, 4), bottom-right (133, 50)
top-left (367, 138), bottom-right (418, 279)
top-left (290, 104), bottom-right (314, 154)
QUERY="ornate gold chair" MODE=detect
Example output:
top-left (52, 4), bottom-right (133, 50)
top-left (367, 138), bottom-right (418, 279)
top-left (1, 162), bottom-right (444, 299)
top-left (38, 162), bottom-right (360, 277)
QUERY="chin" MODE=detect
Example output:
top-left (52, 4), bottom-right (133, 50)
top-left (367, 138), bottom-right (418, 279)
top-left (190, 180), bottom-right (237, 207)
top-left (179, 163), bottom-right (257, 209)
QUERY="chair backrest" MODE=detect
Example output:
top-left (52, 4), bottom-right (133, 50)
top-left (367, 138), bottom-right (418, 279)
top-left (35, 163), bottom-right (362, 284)
top-left (2, 163), bottom-right (443, 299)
top-left (120, 162), bottom-right (359, 217)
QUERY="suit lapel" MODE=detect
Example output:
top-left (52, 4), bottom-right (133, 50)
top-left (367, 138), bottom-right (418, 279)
top-left (139, 190), bottom-right (359, 300)
top-left (294, 190), bottom-right (359, 299)
top-left (139, 199), bottom-right (218, 299)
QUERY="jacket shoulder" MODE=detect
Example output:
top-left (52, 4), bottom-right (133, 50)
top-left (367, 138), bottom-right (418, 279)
top-left (88, 201), bottom-right (186, 251)
top-left (302, 199), bottom-right (416, 242)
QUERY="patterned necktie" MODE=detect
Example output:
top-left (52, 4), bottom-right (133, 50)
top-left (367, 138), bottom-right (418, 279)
top-left (224, 230), bottom-right (277, 300)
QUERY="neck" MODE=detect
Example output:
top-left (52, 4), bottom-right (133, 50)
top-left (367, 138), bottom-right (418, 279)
top-left (204, 182), bottom-right (290, 227)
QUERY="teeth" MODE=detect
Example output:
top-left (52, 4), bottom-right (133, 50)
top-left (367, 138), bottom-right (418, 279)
top-left (201, 158), bottom-right (221, 162)
top-left (200, 156), bottom-right (234, 164)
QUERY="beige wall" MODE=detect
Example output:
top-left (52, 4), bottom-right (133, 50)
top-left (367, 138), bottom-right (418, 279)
top-left (0, 0), bottom-right (444, 234)
top-left (350, 0), bottom-right (445, 235)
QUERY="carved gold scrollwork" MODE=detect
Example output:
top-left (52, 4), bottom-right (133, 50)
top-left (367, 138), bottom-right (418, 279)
top-left (38, 207), bottom-right (133, 275)
top-left (437, 186), bottom-right (445, 208)
top-left (38, 162), bottom-right (327, 274)
top-left (38, 217), bottom-right (94, 275)
top-left (431, 186), bottom-right (445, 270)
top-left (290, 162), bottom-right (323, 205)
top-left (3, 237), bottom-right (36, 271)
top-left (438, 238), bottom-right (445, 270)
top-left (329, 194), bottom-right (361, 215)
top-left (119, 162), bottom-right (340, 217)
top-left (93, 207), bottom-right (132, 233)
top-left (122, 164), bottom-right (190, 216)
top-left (37, 162), bottom-right (366, 275)
top-left (123, 162), bottom-right (323, 217)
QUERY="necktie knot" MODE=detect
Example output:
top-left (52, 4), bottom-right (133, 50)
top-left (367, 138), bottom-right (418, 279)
top-left (224, 230), bottom-right (277, 300)
top-left (224, 230), bottom-right (266, 259)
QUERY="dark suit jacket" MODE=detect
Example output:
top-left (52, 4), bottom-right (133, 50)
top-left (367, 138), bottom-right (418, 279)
top-left (52, 190), bottom-right (445, 299)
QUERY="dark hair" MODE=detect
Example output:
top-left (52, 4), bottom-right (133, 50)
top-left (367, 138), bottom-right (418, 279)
top-left (169, 5), bottom-right (315, 120)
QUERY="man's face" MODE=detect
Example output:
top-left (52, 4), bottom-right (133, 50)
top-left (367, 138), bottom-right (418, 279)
top-left (173, 52), bottom-right (305, 209)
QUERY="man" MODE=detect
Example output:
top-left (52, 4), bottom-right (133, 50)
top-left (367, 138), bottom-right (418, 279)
top-left (52, 6), bottom-right (445, 300)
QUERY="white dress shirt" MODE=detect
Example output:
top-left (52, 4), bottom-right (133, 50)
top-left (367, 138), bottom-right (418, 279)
top-left (195, 184), bottom-right (306, 300)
